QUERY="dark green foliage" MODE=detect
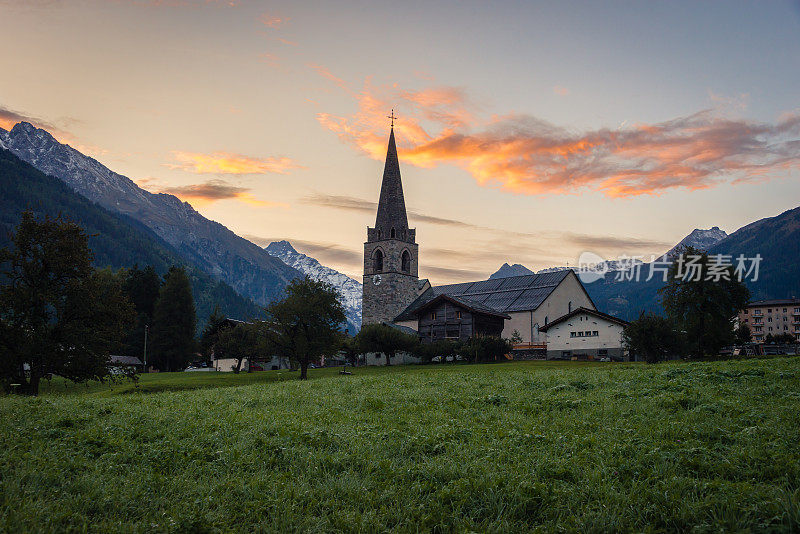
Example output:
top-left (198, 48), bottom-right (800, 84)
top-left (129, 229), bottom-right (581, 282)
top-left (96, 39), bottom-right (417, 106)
top-left (458, 335), bottom-right (513, 363)
top-left (354, 324), bottom-right (419, 366)
top-left (199, 305), bottom-right (229, 359)
top-left (216, 322), bottom-right (265, 373)
top-left (735, 324), bottom-right (752, 345)
top-left (0, 148), bottom-right (260, 331)
top-left (660, 247), bottom-right (750, 358)
top-left (262, 277), bottom-right (346, 379)
top-left (415, 339), bottom-right (459, 363)
top-left (623, 312), bottom-right (683, 363)
top-left (765, 333), bottom-right (797, 345)
top-left (121, 265), bottom-right (161, 360)
top-left (149, 266), bottom-right (197, 372)
top-left (0, 212), bottom-right (134, 394)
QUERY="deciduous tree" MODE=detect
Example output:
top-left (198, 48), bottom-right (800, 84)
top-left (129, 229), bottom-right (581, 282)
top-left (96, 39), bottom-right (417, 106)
top-left (354, 324), bottom-right (418, 366)
top-left (261, 277), bottom-right (345, 379)
top-left (659, 247), bottom-right (750, 358)
top-left (0, 212), bottom-right (133, 394)
top-left (622, 313), bottom-right (682, 363)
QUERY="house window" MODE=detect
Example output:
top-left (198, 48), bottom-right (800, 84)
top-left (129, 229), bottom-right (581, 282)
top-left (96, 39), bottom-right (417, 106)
top-left (372, 249), bottom-right (384, 272)
top-left (593, 331), bottom-right (598, 336)
top-left (456, 311), bottom-right (462, 319)
top-left (446, 326), bottom-right (459, 338)
top-left (401, 250), bottom-right (411, 273)
top-left (570, 332), bottom-right (576, 338)
top-left (430, 312), bottom-right (436, 320)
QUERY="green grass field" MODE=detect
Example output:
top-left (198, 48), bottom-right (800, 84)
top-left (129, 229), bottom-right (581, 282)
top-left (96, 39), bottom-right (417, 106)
top-left (2, 358), bottom-right (799, 532)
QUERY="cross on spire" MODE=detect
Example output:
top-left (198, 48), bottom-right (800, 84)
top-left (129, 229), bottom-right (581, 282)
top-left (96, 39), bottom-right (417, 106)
top-left (387, 109), bottom-right (397, 128)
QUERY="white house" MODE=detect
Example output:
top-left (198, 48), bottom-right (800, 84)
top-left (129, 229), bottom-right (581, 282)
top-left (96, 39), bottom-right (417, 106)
top-left (538, 307), bottom-right (628, 360)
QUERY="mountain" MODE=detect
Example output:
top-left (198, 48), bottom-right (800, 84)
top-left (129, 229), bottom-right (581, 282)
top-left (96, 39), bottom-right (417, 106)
top-left (0, 147), bottom-right (262, 328)
top-left (661, 226), bottom-right (728, 260)
top-left (489, 263), bottom-right (535, 279)
top-left (265, 240), bottom-right (362, 333)
top-left (0, 122), bottom-right (301, 306)
top-left (585, 207), bottom-right (800, 319)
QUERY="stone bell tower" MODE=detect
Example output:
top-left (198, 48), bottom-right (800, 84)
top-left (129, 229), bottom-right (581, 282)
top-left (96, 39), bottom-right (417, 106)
top-left (362, 120), bottom-right (419, 327)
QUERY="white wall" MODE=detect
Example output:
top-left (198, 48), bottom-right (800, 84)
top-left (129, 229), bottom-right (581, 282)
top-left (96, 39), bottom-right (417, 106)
top-left (543, 311), bottom-right (624, 354)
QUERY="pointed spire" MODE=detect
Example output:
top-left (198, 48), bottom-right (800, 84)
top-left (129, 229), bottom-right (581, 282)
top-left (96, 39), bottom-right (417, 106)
top-left (375, 127), bottom-right (409, 235)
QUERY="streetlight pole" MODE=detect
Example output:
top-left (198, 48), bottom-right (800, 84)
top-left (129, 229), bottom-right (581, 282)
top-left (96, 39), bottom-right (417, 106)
top-left (143, 324), bottom-right (149, 373)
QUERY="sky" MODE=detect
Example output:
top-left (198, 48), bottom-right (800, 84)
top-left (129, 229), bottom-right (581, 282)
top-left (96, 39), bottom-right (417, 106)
top-left (1, 0), bottom-right (799, 282)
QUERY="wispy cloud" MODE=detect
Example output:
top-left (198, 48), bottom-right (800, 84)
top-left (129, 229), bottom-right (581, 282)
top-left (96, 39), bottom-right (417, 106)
top-left (553, 85), bottom-right (569, 96)
top-left (260, 12), bottom-right (288, 28)
top-left (166, 151), bottom-right (302, 175)
top-left (140, 178), bottom-right (286, 207)
top-left (316, 76), bottom-right (800, 198)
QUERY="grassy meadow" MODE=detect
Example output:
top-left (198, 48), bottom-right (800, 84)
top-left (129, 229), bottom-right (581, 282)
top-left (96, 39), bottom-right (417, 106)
top-left (1, 358), bottom-right (799, 532)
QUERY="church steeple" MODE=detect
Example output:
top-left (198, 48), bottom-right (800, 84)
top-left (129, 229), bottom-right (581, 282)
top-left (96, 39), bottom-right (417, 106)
top-left (362, 119), bottom-right (420, 327)
top-left (374, 126), bottom-right (410, 238)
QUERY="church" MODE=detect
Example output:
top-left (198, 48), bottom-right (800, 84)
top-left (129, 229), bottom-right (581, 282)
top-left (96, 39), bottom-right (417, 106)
top-left (361, 124), bottom-right (626, 360)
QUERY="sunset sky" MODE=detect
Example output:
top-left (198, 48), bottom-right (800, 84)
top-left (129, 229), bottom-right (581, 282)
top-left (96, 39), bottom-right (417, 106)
top-left (1, 0), bottom-right (799, 282)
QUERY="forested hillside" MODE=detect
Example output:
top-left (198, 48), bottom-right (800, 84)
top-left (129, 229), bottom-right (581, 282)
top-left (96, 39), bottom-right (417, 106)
top-left (0, 148), bottom-right (261, 328)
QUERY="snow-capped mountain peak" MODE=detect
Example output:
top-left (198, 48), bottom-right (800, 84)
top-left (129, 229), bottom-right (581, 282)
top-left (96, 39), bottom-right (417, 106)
top-left (662, 226), bottom-right (728, 259)
top-left (265, 240), bottom-right (362, 333)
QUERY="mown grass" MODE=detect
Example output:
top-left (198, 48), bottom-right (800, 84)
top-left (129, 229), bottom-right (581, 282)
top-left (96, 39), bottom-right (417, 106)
top-left (1, 358), bottom-right (799, 532)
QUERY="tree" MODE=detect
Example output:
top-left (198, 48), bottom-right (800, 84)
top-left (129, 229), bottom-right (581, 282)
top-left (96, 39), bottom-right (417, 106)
top-left (199, 305), bottom-right (229, 360)
top-left (735, 324), bottom-right (752, 345)
top-left (414, 339), bottom-right (459, 364)
top-left (459, 335), bottom-right (512, 363)
top-left (659, 247), bottom-right (750, 358)
top-left (339, 335), bottom-right (360, 367)
top-left (215, 322), bottom-right (263, 373)
top-left (354, 324), bottom-right (419, 366)
top-left (121, 264), bottom-right (161, 361)
top-left (261, 277), bottom-right (346, 379)
top-left (765, 332), bottom-right (797, 345)
top-left (149, 266), bottom-right (197, 372)
top-left (622, 312), bottom-right (682, 363)
top-left (0, 212), bottom-right (134, 395)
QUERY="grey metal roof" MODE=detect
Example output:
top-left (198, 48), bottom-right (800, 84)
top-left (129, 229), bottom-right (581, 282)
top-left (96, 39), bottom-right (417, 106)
top-left (395, 270), bottom-right (575, 321)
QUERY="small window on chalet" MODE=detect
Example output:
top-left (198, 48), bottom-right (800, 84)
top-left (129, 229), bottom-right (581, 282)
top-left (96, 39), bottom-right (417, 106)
top-left (456, 311), bottom-right (462, 319)
top-left (431, 312), bottom-right (436, 320)
top-left (391, 227), bottom-right (396, 238)
top-left (373, 249), bottom-right (384, 272)
top-left (401, 250), bottom-right (411, 273)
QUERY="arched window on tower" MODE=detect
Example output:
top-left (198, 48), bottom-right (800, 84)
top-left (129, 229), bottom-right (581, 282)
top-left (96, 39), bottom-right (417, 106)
top-left (391, 227), bottom-right (396, 238)
top-left (401, 250), bottom-right (411, 273)
top-left (373, 249), bottom-right (384, 272)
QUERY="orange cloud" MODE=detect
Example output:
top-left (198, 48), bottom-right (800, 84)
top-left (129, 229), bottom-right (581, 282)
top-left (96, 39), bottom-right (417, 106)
top-left (553, 85), bottom-right (569, 96)
top-left (160, 180), bottom-right (287, 208)
top-left (316, 77), bottom-right (800, 197)
top-left (166, 151), bottom-right (302, 175)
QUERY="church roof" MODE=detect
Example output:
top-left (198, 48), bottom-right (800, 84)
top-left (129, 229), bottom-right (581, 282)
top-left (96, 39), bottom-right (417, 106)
top-left (395, 270), bottom-right (588, 321)
top-left (374, 128), bottom-right (409, 233)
